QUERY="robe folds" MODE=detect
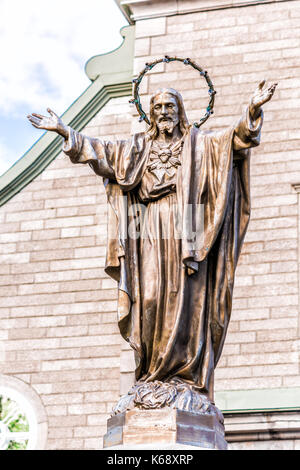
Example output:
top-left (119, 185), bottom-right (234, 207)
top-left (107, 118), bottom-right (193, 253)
top-left (63, 108), bottom-right (263, 400)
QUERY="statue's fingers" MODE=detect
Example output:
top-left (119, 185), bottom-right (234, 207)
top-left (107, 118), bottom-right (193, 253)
top-left (257, 79), bottom-right (266, 90)
top-left (27, 115), bottom-right (42, 126)
top-left (260, 86), bottom-right (276, 104)
top-left (27, 118), bottom-right (41, 128)
top-left (47, 108), bottom-right (58, 117)
top-left (268, 83), bottom-right (278, 94)
top-left (27, 114), bottom-right (40, 122)
top-left (27, 114), bottom-right (36, 122)
top-left (263, 87), bottom-right (276, 102)
top-left (31, 113), bottom-right (45, 119)
top-left (30, 122), bottom-right (41, 129)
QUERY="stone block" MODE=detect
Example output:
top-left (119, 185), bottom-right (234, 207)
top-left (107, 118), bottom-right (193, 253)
top-left (135, 17), bottom-right (166, 38)
top-left (103, 409), bottom-right (227, 450)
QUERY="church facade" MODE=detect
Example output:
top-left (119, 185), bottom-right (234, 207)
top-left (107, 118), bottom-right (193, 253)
top-left (0, 0), bottom-right (300, 450)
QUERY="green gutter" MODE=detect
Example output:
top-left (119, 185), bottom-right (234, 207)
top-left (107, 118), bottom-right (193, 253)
top-left (0, 25), bottom-right (134, 207)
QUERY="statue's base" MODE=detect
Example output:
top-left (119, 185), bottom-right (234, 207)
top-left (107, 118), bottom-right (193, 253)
top-left (103, 409), bottom-right (227, 450)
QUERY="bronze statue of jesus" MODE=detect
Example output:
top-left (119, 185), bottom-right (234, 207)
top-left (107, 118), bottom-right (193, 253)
top-left (28, 80), bottom-right (276, 412)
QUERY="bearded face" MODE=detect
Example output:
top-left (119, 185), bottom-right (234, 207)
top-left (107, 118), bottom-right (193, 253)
top-left (152, 93), bottom-right (180, 136)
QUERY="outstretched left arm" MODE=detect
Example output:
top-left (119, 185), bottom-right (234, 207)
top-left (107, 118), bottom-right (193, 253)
top-left (233, 80), bottom-right (278, 153)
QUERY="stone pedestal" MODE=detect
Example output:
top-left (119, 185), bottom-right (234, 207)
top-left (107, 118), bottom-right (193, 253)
top-left (103, 408), bottom-right (227, 450)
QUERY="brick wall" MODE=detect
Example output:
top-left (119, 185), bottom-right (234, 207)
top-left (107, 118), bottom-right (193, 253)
top-left (1, 0), bottom-right (300, 450)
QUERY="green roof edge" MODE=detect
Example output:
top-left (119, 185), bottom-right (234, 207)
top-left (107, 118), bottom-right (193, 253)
top-left (216, 386), bottom-right (300, 414)
top-left (0, 25), bottom-right (135, 207)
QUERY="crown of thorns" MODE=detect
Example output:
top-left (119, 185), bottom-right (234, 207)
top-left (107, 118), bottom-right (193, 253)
top-left (129, 56), bottom-right (216, 128)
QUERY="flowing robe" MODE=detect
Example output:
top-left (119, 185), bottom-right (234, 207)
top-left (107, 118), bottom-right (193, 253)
top-left (63, 108), bottom-right (263, 400)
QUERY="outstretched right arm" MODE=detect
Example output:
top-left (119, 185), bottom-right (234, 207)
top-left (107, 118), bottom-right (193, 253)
top-left (27, 109), bottom-right (116, 179)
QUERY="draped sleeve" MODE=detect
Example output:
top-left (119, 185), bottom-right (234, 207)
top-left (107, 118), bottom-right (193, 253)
top-left (62, 127), bottom-right (119, 179)
top-left (62, 127), bottom-right (151, 191)
top-left (233, 107), bottom-right (263, 153)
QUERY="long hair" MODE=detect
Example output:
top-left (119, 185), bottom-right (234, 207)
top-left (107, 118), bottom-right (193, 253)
top-left (146, 88), bottom-right (190, 140)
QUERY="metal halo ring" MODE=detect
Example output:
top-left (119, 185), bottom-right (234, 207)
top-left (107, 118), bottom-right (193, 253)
top-left (129, 56), bottom-right (216, 128)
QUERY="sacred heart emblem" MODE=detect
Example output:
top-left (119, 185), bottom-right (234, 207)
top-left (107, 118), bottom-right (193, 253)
top-left (158, 148), bottom-right (172, 163)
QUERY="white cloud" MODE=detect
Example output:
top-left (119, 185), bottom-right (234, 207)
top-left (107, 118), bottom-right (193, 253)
top-left (0, 0), bottom-right (127, 116)
top-left (0, 138), bottom-right (16, 175)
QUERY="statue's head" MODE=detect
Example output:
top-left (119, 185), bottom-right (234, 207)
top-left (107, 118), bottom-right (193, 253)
top-left (147, 88), bottom-right (190, 139)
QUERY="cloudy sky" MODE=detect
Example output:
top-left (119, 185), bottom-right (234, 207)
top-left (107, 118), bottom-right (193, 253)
top-left (0, 0), bottom-right (128, 175)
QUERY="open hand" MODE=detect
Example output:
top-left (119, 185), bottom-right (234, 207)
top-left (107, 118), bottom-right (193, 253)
top-left (249, 80), bottom-right (277, 119)
top-left (27, 108), bottom-right (68, 138)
